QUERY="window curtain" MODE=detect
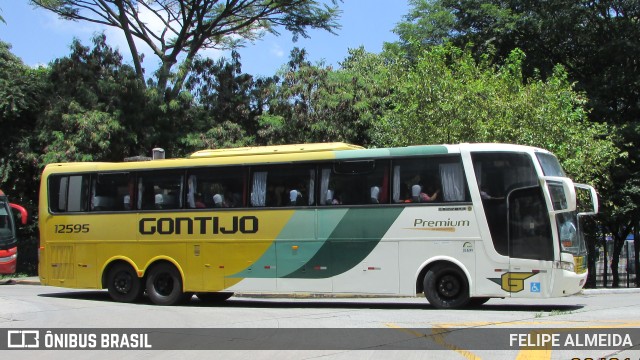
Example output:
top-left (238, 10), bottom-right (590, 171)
top-left (440, 163), bottom-right (465, 201)
top-left (251, 172), bottom-right (267, 207)
top-left (137, 180), bottom-right (144, 210)
top-left (187, 175), bottom-right (196, 208)
top-left (392, 165), bottom-right (401, 203)
top-left (308, 169), bottom-right (315, 206)
top-left (178, 176), bottom-right (184, 208)
top-left (320, 168), bottom-right (331, 205)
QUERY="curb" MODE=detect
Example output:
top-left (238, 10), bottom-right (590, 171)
top-left (582, 287), bottom-right (640, 295)
top-left (1, 277), bottom-right (40, 286)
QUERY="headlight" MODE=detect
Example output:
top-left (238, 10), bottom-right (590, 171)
top-left (554, 260), bottom-right (575, 272)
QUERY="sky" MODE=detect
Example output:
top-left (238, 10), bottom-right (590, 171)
top-left (0, 1), bottom-right (410, 77)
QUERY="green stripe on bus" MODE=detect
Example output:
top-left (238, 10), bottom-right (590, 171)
top-left (388, 145), bottom-right (448, 157)
top-left (228, 209), bottom-right (349, 278)
top-left (333, 145), bottom-right (449, 160)
top-left (334, 149), bottom-right (390, 159)
top-left (283, 207), bottom-right (404, 279)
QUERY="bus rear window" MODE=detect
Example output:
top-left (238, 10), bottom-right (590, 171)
top-left (49, 175), bottom-right (90, 213)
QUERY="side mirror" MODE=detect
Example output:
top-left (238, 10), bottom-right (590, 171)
top-left (541, 176), bottom-right (576, 214)
top-left (10, 203), bottom-right (28, 226)
top-left (574, 183), bottom-right (599, 215)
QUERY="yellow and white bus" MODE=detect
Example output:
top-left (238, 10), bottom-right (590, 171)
top-left (38, 143), bottom-right (598, 308)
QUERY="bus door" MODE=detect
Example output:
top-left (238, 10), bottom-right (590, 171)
top-left (507, 186), bottom-right (554, 298)
top-left (472, 152), bottom-right (553, 297)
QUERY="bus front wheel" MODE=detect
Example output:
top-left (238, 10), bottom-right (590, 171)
top-left (423, 264), bottom-right (470, 309)
top-left (107, 263), bottom-right (143, 303)
top-left (145, 263), bottom-right (189, 306)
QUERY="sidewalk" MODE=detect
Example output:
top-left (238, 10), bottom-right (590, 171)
top-left (6, 276), bottom-right (640, 296)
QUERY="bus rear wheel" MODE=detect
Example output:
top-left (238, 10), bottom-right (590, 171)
top-left (145, 263), bottom-right (188, 306)
top-left (423, 263), bottom-right (470, 309)
top-left (107, 263), bottom-right (143, 303)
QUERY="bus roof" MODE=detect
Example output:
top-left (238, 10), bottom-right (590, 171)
top-left (42, 143), bottom-right (550, 173)
top-left (188, 142), bottom-right (363, 158)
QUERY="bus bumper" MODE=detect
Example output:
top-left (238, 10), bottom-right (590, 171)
top-left (551, 268), bottom-right (588, 297)
top-left (0, 247), bottom-right (18, 274)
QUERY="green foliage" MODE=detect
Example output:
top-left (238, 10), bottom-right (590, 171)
top-left (394, 0), bottom-right (639, 217)
top-left (33, 35), bottom-right (144, 163)
top-left (178, 51), bottom-right (272, 154)
top-left (0, 42), bottom-right (47, 275)
top-left (180, 121), bottom-right (253, 151)
top-left (374, 45), bottom-right (617, 188)
top-left (0, 40), bottom-right (45, 201)
top-left (394, 0), bottom-right (639, 286)
top-left (39, 105), bottom-right (124, 163)
top-left (0, 43), bottom-right (43, 194)
top-left (258, 47), bottom-right (382, 145)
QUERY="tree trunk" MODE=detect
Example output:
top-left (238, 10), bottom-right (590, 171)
top-left (584, 218), bottom-right (598, 288)
top-left (115, 0), bottom-right (146, 86)
top-left (156, 59), bottom-right (177, 97)
top-left (602, 232), bottom-right (608, 287)
top-left (611, 233), bottom-right (625, 288)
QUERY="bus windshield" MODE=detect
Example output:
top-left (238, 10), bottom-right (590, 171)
top-left (537, 152), bottom-right (588, 266)
top-left (557, 212), bottom-right (586, 254)
top-left (0, 199), bottom-right (16, 246)
top-left (536, 152), bottom-right (567, 177)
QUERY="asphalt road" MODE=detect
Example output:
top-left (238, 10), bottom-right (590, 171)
top-left (1, 282), bottom-right (639, 360)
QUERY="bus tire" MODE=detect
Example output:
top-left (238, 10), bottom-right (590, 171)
top-left (107, 263), bottom-right (143, 303)
top-left (196, 292), bottom-right (234, 303)
top-left (423, 263), bottom-right (470, 309)
top-left (145, 262), bottom-right (186, 306)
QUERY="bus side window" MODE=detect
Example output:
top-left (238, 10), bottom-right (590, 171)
top-left (137, 171), bottom-right (184, 210)
top-left (392, 156), bottom-right (468, 204)
top-left (49, 175), bottom-right (90, 213)
top-left (186, 167), bottom-right (246, 209)
top-left (252, 165), bottom-right (314, 207)
top-left (322, 160), bottom-right (388, 205)
top-left (91, 173), bottom-right (132, 211)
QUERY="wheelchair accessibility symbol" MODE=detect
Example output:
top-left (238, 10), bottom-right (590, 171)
top-left (530, 282), bottom-right (541, 293)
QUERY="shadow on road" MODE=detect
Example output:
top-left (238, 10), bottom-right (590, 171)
top-left (39, 290), bottom-right (585, 312)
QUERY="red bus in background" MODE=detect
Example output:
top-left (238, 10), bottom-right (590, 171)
top-left (0, 190), bottom-right (28, 274)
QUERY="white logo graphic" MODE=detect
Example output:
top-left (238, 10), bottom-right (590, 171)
top-left (7, 330), bottom-right (40, 348)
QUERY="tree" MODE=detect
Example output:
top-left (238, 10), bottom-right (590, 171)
top-left (393, 0), bottom-right (640, 287)
top-left (33, 0), bottom-right (342, 99)
top-left (0, 42), bottom-right (47, 274)
top-left (32, 35), bottom-right (146, 164)
top-left (393, 1), bottom-right (640, 129)
top-left (257, 47), bottom-right (380, 145)
top-left (375, 45), bottom-right (617, 189)
top-left (0, 41), bottom-right (45, 201)
top-left (179, 50), bottom-right (272, 151)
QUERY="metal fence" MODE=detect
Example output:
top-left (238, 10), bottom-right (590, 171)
top-left (594, 240), bottom-right (637, 288)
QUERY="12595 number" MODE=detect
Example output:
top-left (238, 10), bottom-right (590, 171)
top-left (54, 224), bottom-right (90, 234)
